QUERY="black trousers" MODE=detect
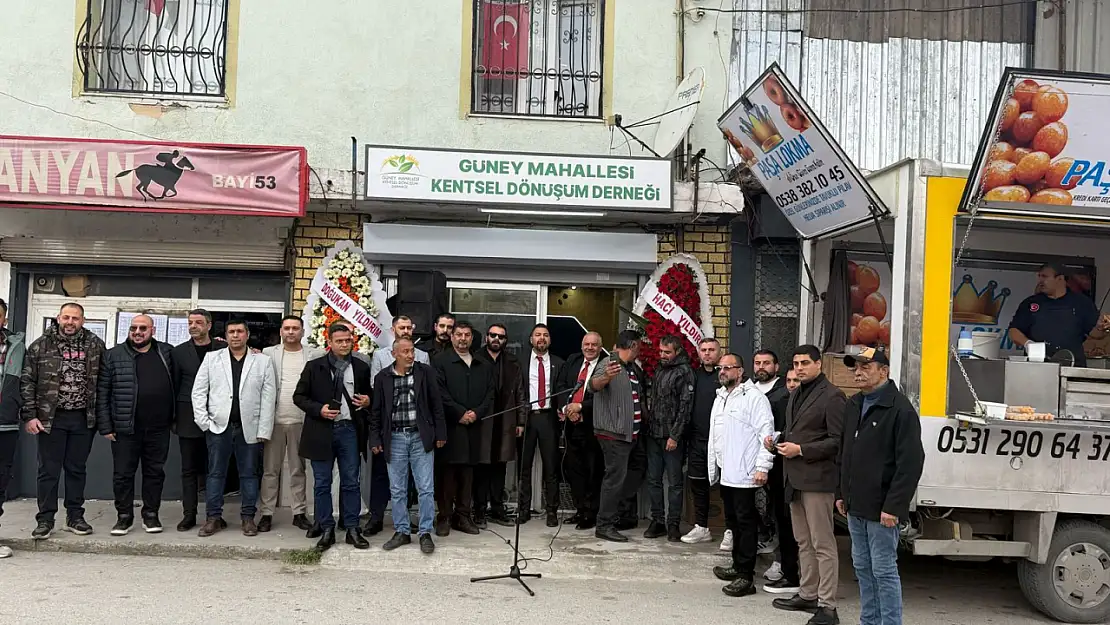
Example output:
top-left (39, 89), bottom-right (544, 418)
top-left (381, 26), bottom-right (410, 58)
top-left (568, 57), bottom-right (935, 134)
top-left (689, 477), bottom-right (711, 527)
top-left (473, 461), bottom-right (507, 517)
top-left (0, 430), bottom-right (18, 520)
top-left (596, 435), bottom-right (647, 530)
top-left (518, 410), bottom-right (560, 513)
top-left (437, 464), bottom-right (474, 520)
top-left (769, 458), bottom-right (801, 583)
top-left (179, 435), bottom-right (208, 517)
top-left (112, 426), bottom-right (171, 519)
top-left (36, 410), bottom-right (95, 524)
top-left (721, 485), bottom-right (760, 577)
top-left (565, 423), bottom-right (603, 519)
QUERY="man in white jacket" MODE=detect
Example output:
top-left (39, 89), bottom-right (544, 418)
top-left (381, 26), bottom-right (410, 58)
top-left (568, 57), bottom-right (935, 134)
top-left (191, 319), bottom-right (276, 538)
top-left (708, 353), bottom-right (775, 598)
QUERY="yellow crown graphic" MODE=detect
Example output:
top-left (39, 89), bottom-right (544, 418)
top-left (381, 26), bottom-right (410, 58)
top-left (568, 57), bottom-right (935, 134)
top-left (735, 106), bottom-right (784, 154)
top-left (952, 274), bottom-right (1011, 325)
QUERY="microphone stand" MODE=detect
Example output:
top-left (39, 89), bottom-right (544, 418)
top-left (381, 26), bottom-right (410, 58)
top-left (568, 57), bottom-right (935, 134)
top-left (470, 380), bottom-right (587, 596)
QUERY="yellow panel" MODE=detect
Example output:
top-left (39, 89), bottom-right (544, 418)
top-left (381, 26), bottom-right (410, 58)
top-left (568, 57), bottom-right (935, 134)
top-left (458, 0), bottom-right (475, 119)
top-left (920, 176), bottom-right (966, 417)
top-left (223, 0), bottom-right (241, 107)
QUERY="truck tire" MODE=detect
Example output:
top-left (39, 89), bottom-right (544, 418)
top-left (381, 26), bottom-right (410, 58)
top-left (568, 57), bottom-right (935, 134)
top-left (1017, 520), bottom-right (1110, 624)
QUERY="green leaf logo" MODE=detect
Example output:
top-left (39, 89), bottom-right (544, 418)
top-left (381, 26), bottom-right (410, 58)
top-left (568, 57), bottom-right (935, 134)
top-left (398, 161), bottom-right (413, 173)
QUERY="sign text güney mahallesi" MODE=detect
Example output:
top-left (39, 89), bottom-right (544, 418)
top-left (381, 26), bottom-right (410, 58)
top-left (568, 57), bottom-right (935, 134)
top-left (429, 157), bottom-right (662, 203)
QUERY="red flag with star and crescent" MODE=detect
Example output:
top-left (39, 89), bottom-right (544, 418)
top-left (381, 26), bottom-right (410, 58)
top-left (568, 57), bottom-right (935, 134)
top-left (480, 1), bottom-right (530, 79)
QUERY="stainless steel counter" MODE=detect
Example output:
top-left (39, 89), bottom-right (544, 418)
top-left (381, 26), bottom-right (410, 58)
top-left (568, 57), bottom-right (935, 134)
top-left (947, 357), bottom-right (1061, 415)
top-left (1060, 367), bottom-right (1110, 421)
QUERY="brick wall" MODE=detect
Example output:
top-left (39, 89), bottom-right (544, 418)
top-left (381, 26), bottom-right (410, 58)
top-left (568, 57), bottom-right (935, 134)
top-left (657, 224), bottom-right (732, 346)
top-left (290, 212), bottom-right (366, 315)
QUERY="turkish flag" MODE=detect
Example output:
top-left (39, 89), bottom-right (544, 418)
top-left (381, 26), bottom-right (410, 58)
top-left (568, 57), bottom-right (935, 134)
top-left (147, 0), bottom-right (165, 15)
top-left (480, 1), bottom-right (530, 79)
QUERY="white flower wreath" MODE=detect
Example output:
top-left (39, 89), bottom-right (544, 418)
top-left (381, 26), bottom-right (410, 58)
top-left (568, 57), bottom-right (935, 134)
top-left (301, 240), bottom-right (394, 354)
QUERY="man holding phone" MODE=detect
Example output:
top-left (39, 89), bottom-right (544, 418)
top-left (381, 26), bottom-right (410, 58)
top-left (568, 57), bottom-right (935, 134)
top-left (293, 323), bottom-right (374, 551)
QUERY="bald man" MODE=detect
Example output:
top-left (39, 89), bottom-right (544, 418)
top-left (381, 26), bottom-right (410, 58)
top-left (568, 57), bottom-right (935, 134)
top-left (97, 314), bottom-right (176, 535)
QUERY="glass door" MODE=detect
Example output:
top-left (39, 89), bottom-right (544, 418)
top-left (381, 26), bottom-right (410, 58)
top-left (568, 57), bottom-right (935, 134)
top-left (448, 281), bottom-right (545, 354)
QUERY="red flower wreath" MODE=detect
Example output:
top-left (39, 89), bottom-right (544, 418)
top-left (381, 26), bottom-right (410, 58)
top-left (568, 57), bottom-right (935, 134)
top-left (638, 263), bottom-right (703, 378)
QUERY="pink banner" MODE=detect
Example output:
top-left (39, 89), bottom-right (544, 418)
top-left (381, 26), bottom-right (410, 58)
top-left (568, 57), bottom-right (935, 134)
top-left (0, 135), bottom-right (307, 217)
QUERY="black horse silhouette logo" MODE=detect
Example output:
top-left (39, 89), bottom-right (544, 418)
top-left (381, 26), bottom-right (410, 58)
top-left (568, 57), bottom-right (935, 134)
top-left (115, 150), bottom-right (196, 201)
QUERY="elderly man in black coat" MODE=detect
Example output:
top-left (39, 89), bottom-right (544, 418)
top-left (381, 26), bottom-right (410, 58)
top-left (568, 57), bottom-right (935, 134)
top-left (433, 321), bottom-right (495, 537)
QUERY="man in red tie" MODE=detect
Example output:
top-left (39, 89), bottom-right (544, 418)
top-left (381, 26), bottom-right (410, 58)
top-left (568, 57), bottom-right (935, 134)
top-left (559, 332), bottom-right (605, 530)
top-left (517, 324), bottom-right (565, 527)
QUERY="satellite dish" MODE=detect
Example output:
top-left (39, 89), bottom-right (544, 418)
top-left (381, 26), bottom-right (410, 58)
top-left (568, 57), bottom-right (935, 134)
top-left (652, 66), bottom-right (705, 156)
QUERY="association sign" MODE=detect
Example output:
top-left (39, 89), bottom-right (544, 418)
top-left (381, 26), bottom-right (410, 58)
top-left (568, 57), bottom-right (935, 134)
top-left (365, 145), bottom-right (672, 212)
top-left (718, 64), bottom-right (887, 238)
top-left (962, 68), bottom-right (1110, 217)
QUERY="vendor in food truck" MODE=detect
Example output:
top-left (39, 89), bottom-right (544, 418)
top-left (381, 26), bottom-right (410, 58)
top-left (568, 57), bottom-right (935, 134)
top-left (1007, 262), bottom-right (1110, 368)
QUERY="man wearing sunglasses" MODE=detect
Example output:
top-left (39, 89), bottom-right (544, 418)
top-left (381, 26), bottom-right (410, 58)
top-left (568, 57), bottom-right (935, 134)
top-left (474, 324), bottom-right (526, 528)
top-left (97, 314), bottom-right (176, 535)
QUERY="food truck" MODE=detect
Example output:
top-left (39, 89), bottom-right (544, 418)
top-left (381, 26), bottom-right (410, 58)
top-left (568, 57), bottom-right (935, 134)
top-left (721, 66), bottom-right (1110, 623)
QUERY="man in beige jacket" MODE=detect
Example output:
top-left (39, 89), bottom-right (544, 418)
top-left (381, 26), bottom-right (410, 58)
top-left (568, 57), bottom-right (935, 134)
top-left (259, 316), bottom-right (323, 532)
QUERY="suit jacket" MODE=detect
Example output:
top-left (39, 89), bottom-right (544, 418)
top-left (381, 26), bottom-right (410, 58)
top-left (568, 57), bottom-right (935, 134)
top-left (763, 377), bottom-right (790, 432)
top-left (191, 349), bottom-right (276, 444)
top-left (171, 340), bottom-right (226, 438)
top-left (559, 352), bottom-right (598, 435)
top-left (434, 350), bottom-right (495, 465)
top-left (781, 373), bottom-right (846, 494)
top-left (369, 362), bottom-right (447, 460)
top-left (293, 355), bottom-right (373, 462)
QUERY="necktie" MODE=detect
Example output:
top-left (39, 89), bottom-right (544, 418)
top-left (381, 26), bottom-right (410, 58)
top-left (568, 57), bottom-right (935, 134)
top-left (572, 361), bottom-right (589, 404)
top-left (537, 355), bottom-right (547, 409)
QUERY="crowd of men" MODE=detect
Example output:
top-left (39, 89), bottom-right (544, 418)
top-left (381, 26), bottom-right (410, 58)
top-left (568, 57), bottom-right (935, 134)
top-left (0, 300), bottom-right (926, 625)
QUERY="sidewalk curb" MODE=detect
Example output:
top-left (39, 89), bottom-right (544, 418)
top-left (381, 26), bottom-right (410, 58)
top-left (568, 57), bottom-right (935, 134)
top-left (0, 536), bottom-right (291, 561)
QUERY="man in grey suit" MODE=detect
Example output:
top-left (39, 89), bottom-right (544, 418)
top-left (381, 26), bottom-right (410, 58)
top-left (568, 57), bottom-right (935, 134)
top-left (259, 315), bottom-right (323, 533)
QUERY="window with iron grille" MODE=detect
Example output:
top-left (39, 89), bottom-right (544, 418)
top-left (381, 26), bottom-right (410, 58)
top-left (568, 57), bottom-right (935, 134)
top-left (754, 241), bottom-right (801, 363)
top-left (471, 0), bottom-right (605, 118)
top-left (76, 0), bottom-right (229, 98)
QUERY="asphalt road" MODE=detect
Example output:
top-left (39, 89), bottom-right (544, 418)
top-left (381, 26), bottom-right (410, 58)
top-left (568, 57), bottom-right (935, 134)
top-left (0, 551), bottom-right (1055, 624)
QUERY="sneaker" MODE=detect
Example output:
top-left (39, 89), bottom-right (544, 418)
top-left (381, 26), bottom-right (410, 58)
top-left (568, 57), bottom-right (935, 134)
top-left (757, 536), bottom-right (779, 555)
top-left (0, 545), bottom-right (12, 558)
top-left (763, 578), bottom-right (801, 594)
top-left (723, 576), bottom-right (757, 597)
top-left (681, 524), bottom-right (713, 544)
top-left (110, 517), bottom-right (133, 536)
top-left (713, 565), bottom-right (743, 582)
top-left (31, 521), bottom-right (53, 540)
top-left (719, 529), bottom-right (734, 552)
top-left (763, 561), bottom-right (784, 581)
top-left (65, 517), bottom-right (93, 536)
top-left (142, 517), bottom-right (163, 534)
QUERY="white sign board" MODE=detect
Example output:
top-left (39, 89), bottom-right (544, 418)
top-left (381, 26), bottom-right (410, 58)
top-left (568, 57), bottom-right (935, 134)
top-left (365, 145), bottom-right (673, 212)
top-left (718, 64), bottom-right (887, 238)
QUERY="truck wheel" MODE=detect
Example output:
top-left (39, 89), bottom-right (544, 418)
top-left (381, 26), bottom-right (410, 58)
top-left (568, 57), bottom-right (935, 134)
top-left (1017, 520), bottom-right (1110, 624)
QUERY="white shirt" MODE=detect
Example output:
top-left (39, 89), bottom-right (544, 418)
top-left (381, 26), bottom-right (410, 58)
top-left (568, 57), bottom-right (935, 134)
top-left (529, 350), bottom-right (553, 408)
top-left (755, 379), bottom-right (778, 396)
top-left (337, 364), bottom-right (355, 422)
top-left (570, 358), bottom-right (598, 403)
top-left (275, 349), bottom-right (305, 425)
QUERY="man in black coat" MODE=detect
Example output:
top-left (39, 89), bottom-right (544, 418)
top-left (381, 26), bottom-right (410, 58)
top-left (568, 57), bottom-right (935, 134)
top-left (433, 321), bottom-right (494, 537)
top-left (681, 337), bottom-right (722, 546)
top-left (293, 323), bottom-right (373, 551)
top-left (473, 323), bottom-right (527, 528)
top-left (518, 323), bottom-right (565, 527)
top-left (97, 314), bottom-right (175, 536)
top-left (170, 308), bottom-right (226, 532)
top-left (644, 334), bottom-right (694, 541)
top-left (559, 332), bottom-right (605, 530)
top-left (370, 337), bottom-right (446, 554)
top-left (836, 347), bottom-right (924, 625)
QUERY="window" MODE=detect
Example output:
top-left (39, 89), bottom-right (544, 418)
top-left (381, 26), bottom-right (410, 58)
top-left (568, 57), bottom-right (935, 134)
top-left (76, 0), bottom-right (229, 98)
top-left (471, 0), bottom-right (605, 118)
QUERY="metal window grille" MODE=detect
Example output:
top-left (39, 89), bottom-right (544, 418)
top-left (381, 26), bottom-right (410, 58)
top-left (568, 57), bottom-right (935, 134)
top-left (471, 0), bottom-right (605, 118)
top-left (754, 241), bottom-right (801, 362)
top-left (76, 0), bottom-right (229, 97)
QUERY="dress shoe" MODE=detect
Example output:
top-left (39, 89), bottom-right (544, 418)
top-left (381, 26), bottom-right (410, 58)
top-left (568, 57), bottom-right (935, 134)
top-left (772, 594), bottom-right (820, 613)
top-left (197, 518), bottom-right (223, 537)
top-left (419, 533), bottom-right (436, 554)
top-left (346, 528), bottom-right (370, 549)
top-left (474, 515), bottom-right (488, 530)
top-left (807, 608), bottom-right (839, 625)
top-left (575, 516), bottom-right (597, 531)
top-left (292, 514), bottom-right (313, 531)
top-left (452, 515), bottom-right (481, 535)
top-left (667, 525), bottom-right (682, 542)
top-left (242, 518), bottom-right (259, 537)
top-left (516, 510), bottom-right (531, 524)
top-left (643, 520), bottom-right (667, 539)
top-left (383, 532), bottom-right (411, 551)
top-left (177, 515), bottom-right (197, 532)
top-left (615, 518), bottom-right (638, 531)
top-left (306, 523), bottom-right (324, 539)
top-left (257, 515), bottom-right (273, 533)
top-left (435, 517), bottom-right (451, 537)
top-left (316, 527), bottom-right (337, 551)
top-left (363, 518), bottom-right (384, 536)
top-left (489, 509), bottom-right (514, 527)
top-left (714, 565), bottom-right (743, 582)
top-left (217, 518), bottom-right (228, 530)
top-left (546, 512), bottom-right (559, 528)
top-left (595, 526), bottom-right (629, 542)
top-left (722, 577), bottom-right (756, 597)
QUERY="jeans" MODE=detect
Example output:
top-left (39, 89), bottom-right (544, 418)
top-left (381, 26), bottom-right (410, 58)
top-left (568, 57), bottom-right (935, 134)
top-left (205, 425), bottom-right (261, 520)
top-left (310, 420), bottom-right (361, 531)
top-left (645, 436), bottom-right (685, 526)
top-left (849, 514), bottom-right (903, 625)
top-left (36, 410), bottom-right (95, 524)
top-left (596, 436), bottom-right (647, 530)
top-left (0, 430), bottom-right (18, 520)
top-left (111, 426), bottom-right (171, 519)
top-left (721, 485), bottom-right (759, 576)
top-left (386, 430), bottom-right (435, 535)
top-left (178, 435), bottom-right (207, 517)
